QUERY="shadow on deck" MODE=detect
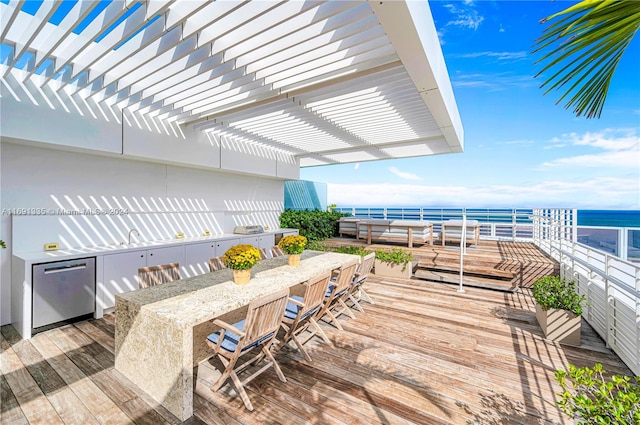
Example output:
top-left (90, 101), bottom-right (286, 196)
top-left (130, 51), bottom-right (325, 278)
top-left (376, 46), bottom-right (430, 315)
top-left (1, 256), bottom-right (632, 424)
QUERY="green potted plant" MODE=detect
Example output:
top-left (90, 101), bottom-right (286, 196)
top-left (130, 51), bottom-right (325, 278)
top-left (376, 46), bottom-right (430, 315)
top-left (373, 248), bottom-right (414, 279)
top-left (555, 363), bottom-right (640, 424)
top-left (221, 244), bottom-right (261, 284)
top-left (278, 234), bottom-right (307, 266)
top-left (532, 275), bottom-right (586, 345)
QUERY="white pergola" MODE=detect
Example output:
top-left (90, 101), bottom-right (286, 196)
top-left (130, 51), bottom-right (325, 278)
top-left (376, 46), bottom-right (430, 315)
top-left (0, 0), bottom-right (463, 167)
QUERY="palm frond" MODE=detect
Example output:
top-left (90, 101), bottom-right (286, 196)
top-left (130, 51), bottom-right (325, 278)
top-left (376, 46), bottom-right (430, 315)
top-left (533, 0), bottom-right (640, 118)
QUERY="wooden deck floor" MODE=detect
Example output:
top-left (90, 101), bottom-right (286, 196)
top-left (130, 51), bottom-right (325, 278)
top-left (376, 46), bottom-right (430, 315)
top-left (1, 266), bottom-right (633, 424)
top-left (325, 238), bottom-right (560, 290)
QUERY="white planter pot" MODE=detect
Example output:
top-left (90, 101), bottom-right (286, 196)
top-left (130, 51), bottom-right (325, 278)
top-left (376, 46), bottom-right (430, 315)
top-left (535, 303), bottom-right (581, 346)
top-left (373, 259), bottom-right (414, 279)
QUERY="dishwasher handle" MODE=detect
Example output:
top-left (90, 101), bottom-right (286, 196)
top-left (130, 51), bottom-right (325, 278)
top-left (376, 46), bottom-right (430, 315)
top-left (43, 264), bottom-right (87, 274)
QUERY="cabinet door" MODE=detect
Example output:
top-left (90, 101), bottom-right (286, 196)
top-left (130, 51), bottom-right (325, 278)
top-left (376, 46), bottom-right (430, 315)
top-left (146, 245), bottom-right (185, 268)
top-left (102, 250), bottom-right (146, 310)
top-left (258, 235), bottom-right (275, 258)
top-left (215, 238), bottom-right (240, 257)
top-left (184, 242), bottom-right (216, 277)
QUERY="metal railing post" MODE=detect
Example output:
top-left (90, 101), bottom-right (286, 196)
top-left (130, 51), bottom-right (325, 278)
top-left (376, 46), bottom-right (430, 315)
top-left (605, 254), bottom-right (611, 349)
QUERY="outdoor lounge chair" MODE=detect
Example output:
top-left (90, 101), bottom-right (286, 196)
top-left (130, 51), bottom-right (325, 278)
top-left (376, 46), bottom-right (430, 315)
top-left (205, 289), bottom-right (289, 411)
top-left (138, 263), bottom-right (180, 288)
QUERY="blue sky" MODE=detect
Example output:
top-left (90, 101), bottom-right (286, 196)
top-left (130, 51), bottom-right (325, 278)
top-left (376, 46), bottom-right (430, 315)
top-left (300, 0), bottom-right (640, 209)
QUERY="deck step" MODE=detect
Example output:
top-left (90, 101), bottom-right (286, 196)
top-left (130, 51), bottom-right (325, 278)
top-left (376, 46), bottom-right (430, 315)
top-left (416, 262), bottom-right (515, 280)
top-left (413, 269), bottom-right (517, 292)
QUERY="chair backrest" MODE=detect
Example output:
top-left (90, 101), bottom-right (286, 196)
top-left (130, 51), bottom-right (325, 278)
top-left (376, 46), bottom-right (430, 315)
top-left (333, 262), bottom-right (358, 294)
top-left (209, 257), bottom-right (226, 272)
top-left (138, 263), bottom-right (180, 288)
top-left (355, 252), bottom-right (375, 283)
top-left (301, 272), bottom-right (332, 316)
top-left (271, 245), bottom-right (285, 257)
top-left (242, 288), bottom-right (289, 349)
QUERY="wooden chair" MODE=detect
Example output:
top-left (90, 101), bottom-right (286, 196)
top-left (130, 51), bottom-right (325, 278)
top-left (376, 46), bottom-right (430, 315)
top-left (276, 271), bottom-right (332, 361)
top-left (317, 263), bottom-right (358, 330)
top-left (347, 252), bottom-right (376, 312)
top-left (259, 248), bottom-right (269, 260)
top-left (205, 289), bottom-right (289, 411)
top-left (138, 263), bottom-right (180, 288)
top-left (208, 257), bottom-right (226, 272)
top-left (271, 245), bottom-right (285, 257)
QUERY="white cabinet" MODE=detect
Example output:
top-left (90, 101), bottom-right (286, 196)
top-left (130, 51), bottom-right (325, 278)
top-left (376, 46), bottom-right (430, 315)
top-left (102, 250), bottom-right (147, 312)
top-left (215, 238), bottom-right (240, 258)
top-left (184, 241), bottom-right (216, 278)
top-left (240, 234), bottom-right (275, 257)
top-left (146, 245), bottom-right (185, 268)
top-left (101, 245), bottom-right (185, 311)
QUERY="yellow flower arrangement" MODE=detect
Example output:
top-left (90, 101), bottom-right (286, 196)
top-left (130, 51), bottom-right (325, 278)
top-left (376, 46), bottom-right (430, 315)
top-left (222, 244), bottom-right (261, 270)
top-left (278, 234), bottom-right (307, 255)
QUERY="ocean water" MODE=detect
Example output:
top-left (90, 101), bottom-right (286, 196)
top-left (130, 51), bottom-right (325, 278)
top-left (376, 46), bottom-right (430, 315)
top-left (577, 210), bottom-right (640, 228)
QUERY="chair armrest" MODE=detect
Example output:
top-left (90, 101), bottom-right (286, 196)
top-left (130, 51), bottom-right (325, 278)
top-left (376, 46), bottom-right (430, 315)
top-left (213, 319), bottom-right (245, 337)
top-left (288, 297), bottom-right (305, 307)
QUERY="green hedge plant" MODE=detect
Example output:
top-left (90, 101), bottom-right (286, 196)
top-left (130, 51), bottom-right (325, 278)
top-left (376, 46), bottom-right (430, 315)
top-left (334, 245), bottom-right (372, 257)
top-left (532, 275), bottom-right (586, 315)
top-left (555, 363), bottom-right (640, 424)
top-left (375, 248), bottom-right (413, 271)
top-left (279, 209), bottom-right (348, 243)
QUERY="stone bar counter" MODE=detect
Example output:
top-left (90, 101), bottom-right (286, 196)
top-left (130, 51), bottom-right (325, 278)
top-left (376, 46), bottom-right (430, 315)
top-left (114, 251), bottom-right (360, 421)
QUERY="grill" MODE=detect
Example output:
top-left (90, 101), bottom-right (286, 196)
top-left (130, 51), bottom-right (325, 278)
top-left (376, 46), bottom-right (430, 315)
top-left (233, 225), bottom-right (264, 235)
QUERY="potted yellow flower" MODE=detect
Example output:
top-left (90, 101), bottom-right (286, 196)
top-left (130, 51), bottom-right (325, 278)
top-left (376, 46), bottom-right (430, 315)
top-left (222, 244), bottom-right (261, 284)
top-left (278, 234), bottom-right (307, 266)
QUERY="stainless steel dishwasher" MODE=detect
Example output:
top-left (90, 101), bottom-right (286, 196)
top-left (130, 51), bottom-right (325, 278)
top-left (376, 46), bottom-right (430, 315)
top-left (32, 257), bottom-right (96, 333)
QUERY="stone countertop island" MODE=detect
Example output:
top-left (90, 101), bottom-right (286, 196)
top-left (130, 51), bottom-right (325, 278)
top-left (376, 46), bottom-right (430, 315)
top-left (114, 251), bottom-right (360, 421)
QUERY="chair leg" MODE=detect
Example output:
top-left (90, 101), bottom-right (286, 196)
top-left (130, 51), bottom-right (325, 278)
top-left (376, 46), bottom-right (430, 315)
top-left (290, 331), bottom-right (313, 362)
top-left (322, 309), bottom-right (344, 330)
top-left (359, 287), bottom-right (375, 305)
top-left (262, 346), bottom-right (286, 383)
top-left (211, 355), bottom-right (235, 392)
top-left (229, 369), bottom-right (254, 411)
top-left (308, 317), bottom-right (332, 346)
top-left (347, 293), bottom-right (365, 313)
top-left (337, 298), bottom-right (356, 319)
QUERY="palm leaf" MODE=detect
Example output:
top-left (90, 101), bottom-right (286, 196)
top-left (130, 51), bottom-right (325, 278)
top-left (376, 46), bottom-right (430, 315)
top-left (533, 0), bottom-right (640, 118)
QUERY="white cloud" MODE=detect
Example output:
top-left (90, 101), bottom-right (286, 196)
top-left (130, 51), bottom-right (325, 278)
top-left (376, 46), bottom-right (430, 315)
top-left (354, 163), bottom-right (360, 170)
top-left (327, 177), bottom-right (640, 209)
top-left (389, 166), bottom-right (422, 181)
top-left (452, 72), bottom-right (535, 90)
top-left (453, 51), bottom-right (528, 60)
top-left (542, 151), bottom-right (639, 168)
top-left (544, 129), bottom-right (640, 168)
top-left (444, 4), bottom-right (484, 30)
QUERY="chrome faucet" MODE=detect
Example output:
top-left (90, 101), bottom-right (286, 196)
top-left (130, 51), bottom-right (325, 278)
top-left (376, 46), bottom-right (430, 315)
top-left (128, 228), bottom-right (140, 245)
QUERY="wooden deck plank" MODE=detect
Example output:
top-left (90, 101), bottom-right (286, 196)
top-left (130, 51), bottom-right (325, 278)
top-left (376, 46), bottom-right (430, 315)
top-left (46, 326), bottom-right (172, 425)
top-left (28, 332), bottom-right (132, 425)
top-left (1, 240), bottom-right (633, 425)
top-left (5, 333), bottom-right (101, 425)
top-left (0, 334), bottom-right (65, 425)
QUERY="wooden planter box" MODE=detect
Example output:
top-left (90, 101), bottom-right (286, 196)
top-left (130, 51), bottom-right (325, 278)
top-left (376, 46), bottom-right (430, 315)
top-left (373, 259), bottom-right (414, 279)
top-left (535, 304), bottom-right (581, 346)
